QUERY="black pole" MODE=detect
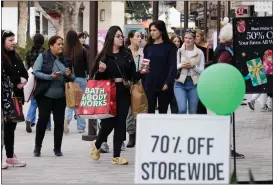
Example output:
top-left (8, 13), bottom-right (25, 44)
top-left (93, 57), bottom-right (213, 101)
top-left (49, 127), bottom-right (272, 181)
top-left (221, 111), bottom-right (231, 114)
top-left (27, 1), bottom-right (30, 39)
top-left (82, 1), bottom-right (98, 141)
top-left (1, 1), bottom-right (3, 29)
top-left (232, 112), bottom-right (237, 177)
top-left (217, 1), bottom-right (221, 44)
top-left (228, 1), bottom-right (231, 19)
top-left (204, 1), bottom-right (208, 36)
top-left (180, 13), bottom-right (183, 36)
top-left (152, 1), bottom-right (159, 21)
top-left (184, 1), bottom-right (189, 29)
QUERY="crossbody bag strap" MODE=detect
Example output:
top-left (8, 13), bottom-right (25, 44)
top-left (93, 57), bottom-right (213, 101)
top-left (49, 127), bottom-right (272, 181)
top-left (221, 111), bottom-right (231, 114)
top-left (137, 55), bottom-right (141, 71)
top-left (114, 60), bottom-right (125, 79)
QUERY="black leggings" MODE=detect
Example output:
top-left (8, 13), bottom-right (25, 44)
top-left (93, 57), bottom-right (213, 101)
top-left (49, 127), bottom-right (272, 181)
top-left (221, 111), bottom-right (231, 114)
top-left (4, 121), bottom-right (17, 158)
top-left (95, 83), bottom-right (130, 157)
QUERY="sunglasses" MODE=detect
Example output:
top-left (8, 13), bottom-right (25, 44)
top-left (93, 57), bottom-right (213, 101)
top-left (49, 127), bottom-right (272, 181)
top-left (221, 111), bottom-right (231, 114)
top-left (185, 28), bottom-right (196, 35)
top-left (2, 30), bottom-right (12, 36)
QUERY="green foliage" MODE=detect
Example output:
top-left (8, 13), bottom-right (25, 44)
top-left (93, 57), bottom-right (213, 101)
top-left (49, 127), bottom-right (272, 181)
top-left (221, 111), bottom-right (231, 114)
top-left (16, 37), bottom-right (48, 63)
top-left (125, 1), bottom-right (152, 21)
top-left (230, 170), bottom-right (238, 184)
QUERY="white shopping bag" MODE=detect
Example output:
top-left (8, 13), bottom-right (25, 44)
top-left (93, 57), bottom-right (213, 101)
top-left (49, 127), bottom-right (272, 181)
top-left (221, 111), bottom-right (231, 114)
top-left (23, 67), bottom-right (36, 102)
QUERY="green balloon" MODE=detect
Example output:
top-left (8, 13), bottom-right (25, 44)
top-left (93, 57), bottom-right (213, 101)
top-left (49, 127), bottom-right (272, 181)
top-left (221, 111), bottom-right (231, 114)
top-left (197, 63), bottom-right (246, 115)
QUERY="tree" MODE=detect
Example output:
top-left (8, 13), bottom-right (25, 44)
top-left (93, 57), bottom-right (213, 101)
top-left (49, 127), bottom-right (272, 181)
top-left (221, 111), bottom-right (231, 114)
top-left (33, 1), bottom-right (82, 38)
top-left (17, 1), bottom-right (28, 48)
top-left (125, 1), bottom-right (152, 21)
top-left (34, 1), bottom-right (64, 37)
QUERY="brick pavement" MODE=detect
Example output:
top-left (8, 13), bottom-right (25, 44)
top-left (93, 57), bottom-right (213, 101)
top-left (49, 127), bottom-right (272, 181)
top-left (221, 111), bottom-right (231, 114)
top-left (2, 95), bottom-right (272, 183)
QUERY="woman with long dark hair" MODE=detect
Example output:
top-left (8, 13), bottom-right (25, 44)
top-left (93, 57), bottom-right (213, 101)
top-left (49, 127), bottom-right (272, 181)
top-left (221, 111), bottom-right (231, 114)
top-left (143, 20), bottom-right (177, 113)
top-left (63, 30), bottom-right (88, 134)
top-left (33, 36), bottom-right (75, 157)
top-left (1, 30), bottom-right (28, 167)
top-left (90, 26), bottom-right (148, 165)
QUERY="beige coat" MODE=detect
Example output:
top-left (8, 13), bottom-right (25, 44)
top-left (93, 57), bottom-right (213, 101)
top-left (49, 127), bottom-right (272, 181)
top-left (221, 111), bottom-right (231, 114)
top-left (176, 44), bottom-right (204, 85)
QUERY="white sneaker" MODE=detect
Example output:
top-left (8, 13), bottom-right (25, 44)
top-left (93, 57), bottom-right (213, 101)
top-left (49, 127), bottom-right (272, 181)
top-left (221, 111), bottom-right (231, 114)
top-left (64, 119), bottom-right (69, 134)
top-left (78, 129), bottom-right (85, 133)
top-left (6, 154), bottom-right (26, 167)
top-left (2, 162), bottom-right (8, 169)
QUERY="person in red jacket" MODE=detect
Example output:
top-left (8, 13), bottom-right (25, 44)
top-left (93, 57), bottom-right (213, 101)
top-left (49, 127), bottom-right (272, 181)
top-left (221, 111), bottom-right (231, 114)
top-left (214, 23), bottom-right (245, 159)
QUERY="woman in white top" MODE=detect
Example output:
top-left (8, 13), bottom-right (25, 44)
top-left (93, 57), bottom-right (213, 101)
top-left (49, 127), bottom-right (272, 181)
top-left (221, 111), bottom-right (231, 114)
top-left (174, 29), bottom-right (205, 114)
top-left (125, 30), bottom-right (143, 148)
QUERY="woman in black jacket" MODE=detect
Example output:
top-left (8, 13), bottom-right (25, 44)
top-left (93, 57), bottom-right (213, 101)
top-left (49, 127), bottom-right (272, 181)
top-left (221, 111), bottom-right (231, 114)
top-left (1, 30), bottom-right (28, 167)
top-left (90, 26), bottom-right (148, 165)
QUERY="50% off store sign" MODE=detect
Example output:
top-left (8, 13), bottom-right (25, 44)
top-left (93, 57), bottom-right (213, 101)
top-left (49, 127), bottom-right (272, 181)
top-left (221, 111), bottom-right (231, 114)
top-left (134, 115), bottom-right (230, 184)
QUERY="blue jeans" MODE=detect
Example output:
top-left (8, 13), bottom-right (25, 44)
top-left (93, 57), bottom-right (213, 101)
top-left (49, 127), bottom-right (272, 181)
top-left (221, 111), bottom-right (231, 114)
top-left (26, 97), bottom-right (51, 129)
top-left (174, 78), bottom-right (199, 114)
top-left (65, 77), bottom-right (87, 130)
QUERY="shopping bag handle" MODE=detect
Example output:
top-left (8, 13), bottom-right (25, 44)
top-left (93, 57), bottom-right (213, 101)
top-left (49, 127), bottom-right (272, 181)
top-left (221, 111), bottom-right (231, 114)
top-left (92, 70), bottom-right (99, 80)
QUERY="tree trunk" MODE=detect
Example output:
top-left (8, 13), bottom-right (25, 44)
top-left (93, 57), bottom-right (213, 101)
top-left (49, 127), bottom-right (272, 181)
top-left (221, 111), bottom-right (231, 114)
top-left (57, 13), bottom-right (65, 38)
top-left (70, 1), bottom-right (80, 31)
top-left (17, 1), bottom-right (28, 48)
top-left (63, 2), bottom-right (71, 37)
top-left (33, 1), bottom-right (64, 37)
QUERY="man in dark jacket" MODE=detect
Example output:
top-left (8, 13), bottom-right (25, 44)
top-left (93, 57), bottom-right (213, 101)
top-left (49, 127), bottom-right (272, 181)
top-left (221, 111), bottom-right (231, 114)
top-left (25, 33), bottom-right (51, 133)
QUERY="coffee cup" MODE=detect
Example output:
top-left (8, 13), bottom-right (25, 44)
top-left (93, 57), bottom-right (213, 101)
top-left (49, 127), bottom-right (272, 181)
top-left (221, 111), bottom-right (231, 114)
top-left (141, 58), bottom-right (150, 72)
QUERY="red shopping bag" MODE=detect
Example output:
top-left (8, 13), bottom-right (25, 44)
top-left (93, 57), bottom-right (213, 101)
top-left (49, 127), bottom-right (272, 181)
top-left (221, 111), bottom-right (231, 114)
top-left (77, 80), bottom-right (116, 119)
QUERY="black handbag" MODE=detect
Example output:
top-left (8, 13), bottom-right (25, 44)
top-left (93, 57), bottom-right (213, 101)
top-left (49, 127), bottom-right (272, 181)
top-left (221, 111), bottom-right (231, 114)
top-left (8, 94), bottom-right (25, 122)
top-left (175, 69), bottom-right (182, 79)
top-left (176, 50), bottom-right (182, 79)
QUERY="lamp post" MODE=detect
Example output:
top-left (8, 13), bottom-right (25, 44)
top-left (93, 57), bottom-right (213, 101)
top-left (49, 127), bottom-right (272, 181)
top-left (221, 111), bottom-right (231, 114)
top-left (184, 1), bottom-right (189, 30)
top-left (27, 1), bottom-right (30, 39)
top-left (180, 13), bottom-right (183, 36)
top-left (217, 1), bottom-right (221, 39)
top-left (82, 1), bottom-right (98, 141)
top-left (152, 1), bottom-right (159, 21)
top-left (204, 1), bottom-right (208, 37)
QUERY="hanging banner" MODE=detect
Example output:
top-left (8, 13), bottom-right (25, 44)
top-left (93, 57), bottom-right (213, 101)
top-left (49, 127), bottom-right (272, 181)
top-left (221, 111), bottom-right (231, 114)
top-left (233, 17), bottom-right (273, 93)
top-left (98, 30), bottom-right (108, 52)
